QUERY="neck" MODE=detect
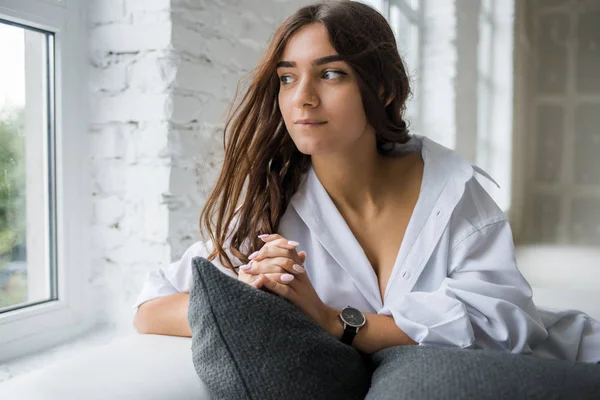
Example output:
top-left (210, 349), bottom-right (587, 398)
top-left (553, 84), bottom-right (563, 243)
top-left (311, 135), bottom-right (418, 220)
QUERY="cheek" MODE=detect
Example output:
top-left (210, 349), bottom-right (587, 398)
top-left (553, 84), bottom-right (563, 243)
top-left (279, 98), bottom-right (296, 137)
top-left (278, 91), bottom-right (292, 122)
top-left (326, 87), bottom-right (367, 127)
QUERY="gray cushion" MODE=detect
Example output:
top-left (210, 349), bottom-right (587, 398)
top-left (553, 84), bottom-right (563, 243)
top-left (365, 345), bottom-right (600, 400)
top-left (188, 257), bottom-right (370, 400)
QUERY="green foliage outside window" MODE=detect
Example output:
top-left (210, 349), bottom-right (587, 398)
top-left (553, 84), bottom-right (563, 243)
top-left (0, 106), bottom-right (26, 260)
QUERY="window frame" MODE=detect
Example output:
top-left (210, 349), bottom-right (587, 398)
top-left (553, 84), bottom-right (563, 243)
top-left (0, 0), bottom-right (90, 362)
top-left (384, 0), bottom-right (424, 133)
top-left (474, 0), bottom-right (515, 214)
top-left (476, 0), bottom-right (497, 173)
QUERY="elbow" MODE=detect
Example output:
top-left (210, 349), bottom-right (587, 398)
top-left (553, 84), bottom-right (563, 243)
top-left (133, 305), bottom-right (150, 334)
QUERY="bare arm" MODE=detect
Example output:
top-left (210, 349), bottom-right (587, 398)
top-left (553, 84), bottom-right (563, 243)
top-left (133, 293), bottom-right (192, 337)
top-left (325, 308), bottom-right (417, 354)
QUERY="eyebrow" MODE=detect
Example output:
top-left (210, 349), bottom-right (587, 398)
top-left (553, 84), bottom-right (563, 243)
top-left (276, 55), bottom-right (344, 69)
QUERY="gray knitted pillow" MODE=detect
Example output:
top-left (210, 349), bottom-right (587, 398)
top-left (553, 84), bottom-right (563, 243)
top-left (366, 345), bottom-right (600, 400)
top-left (188, 257), bottom-right (370, 400)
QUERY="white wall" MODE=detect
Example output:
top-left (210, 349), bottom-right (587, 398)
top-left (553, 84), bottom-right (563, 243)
top-left (520, 0), bottom-right (600, 245)
top-left (88, 0), bottom-right (174, 334)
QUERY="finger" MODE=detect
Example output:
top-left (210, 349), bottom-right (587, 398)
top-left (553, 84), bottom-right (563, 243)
top-left (271, 272), bottom-right (295, 284)
top-left (298, 251), bottom-right (306, 264)
top-left (257, 233), bottom-right (283, 243)
top-left (262, 276), bottom-right (297, 299)
top-left (239, 269), bottom-right (267, 288)
top-left (269, 237), bottom-right (301, 250)
top-left (244, 258), bottom-right (304, 275)
top-left (260, 257), bottom-right (304, 274)
top-left (252, 273), bottom-right (295, 288)
top-left (237, 268), bottom-right (254, 284)
top-left (240, 260), bottom-right (286, 275)
top-left (257, 234), bottom-right (300, 249)
top-left (259, 255), bottom-right (305, 274)
top-left (250, 275), bottom-right (264, 288)
top-left (244, 273), bottom-right (271, 288)
top-left (250, 244), bottom-right (303, 265)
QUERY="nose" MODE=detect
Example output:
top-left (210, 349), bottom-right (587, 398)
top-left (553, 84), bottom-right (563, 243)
top-left (293, 77), bottom-right (319, 109)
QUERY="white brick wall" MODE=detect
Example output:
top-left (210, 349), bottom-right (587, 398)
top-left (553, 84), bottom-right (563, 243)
top-left (89, 0), bottom-right (174, 332)
top-left (167, 0), bottom-right (312, 259)
top-left (88, 0), bottom-right (311, 333)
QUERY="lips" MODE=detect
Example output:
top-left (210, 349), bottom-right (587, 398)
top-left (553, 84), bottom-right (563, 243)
top-left (294, 119), bottom-right (327, 125)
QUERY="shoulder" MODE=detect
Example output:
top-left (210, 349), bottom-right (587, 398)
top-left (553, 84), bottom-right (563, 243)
top-left (178, 239), bottom-right (240, 266)
top-left (180, 240), bottom-right (213, 257)
top-left (417, 136), bottom-right (508, 246)
top-left (417, 135), bottom-right (506, 232)
top-left (177, 240), bottom-right (238, 278)
top-left (449, 177), bottom-right (508, 249)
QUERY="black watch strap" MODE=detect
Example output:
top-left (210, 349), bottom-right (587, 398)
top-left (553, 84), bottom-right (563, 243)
top-left (340, 325), bottom-right (358, 346)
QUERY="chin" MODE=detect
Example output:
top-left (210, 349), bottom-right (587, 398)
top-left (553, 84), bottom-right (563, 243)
top-left (294, 146), bottom-right (315, 156)
top-left (290, 136), bottom-right (330, 156)
top-left (294, 143), bottom-right (333, 156)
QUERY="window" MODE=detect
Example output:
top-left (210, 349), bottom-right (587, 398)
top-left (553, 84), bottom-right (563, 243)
top-left (357, 0), bottom-right (423, 133)
top-left (0, 20), bottom-right (57, 313)
top-left (0, 0), bottom-right (88, 363)
top-left (389, 0), bottom-right (421, 132)
top-left (475, 0), bottom-right (515, 212)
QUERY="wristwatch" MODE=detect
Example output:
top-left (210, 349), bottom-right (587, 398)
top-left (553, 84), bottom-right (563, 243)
top-left (339, 306), bottom-right (366, 346)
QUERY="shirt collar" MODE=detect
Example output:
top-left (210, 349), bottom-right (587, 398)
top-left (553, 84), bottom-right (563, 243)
top-left (289, 136), bottom-right (475, 307)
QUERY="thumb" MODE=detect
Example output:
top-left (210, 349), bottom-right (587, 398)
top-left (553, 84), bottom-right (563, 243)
top-left (298, 251), bottom-right (306, 264)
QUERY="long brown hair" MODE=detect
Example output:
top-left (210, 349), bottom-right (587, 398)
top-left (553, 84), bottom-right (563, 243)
top-left (200, 0), bottom-right (412, 272)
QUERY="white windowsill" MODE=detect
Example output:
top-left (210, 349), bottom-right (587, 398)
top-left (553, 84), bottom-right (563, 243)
top-left (0, 324), bottom-right (118, 384)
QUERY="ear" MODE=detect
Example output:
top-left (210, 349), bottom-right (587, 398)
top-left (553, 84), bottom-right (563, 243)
top-left (378, 86), bottom-right (396, 107)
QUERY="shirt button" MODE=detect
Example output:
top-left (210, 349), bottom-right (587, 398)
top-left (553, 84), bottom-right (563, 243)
top-left (401, 270), bottom-right (411, 280)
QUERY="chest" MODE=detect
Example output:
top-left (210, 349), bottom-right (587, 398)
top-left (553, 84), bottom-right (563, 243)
top-left (345, 203), bottom-right (416, 302)
top-left (281, 177), bottom-right (465, 312)
top-left (291, 214), bottom-right (453, 312)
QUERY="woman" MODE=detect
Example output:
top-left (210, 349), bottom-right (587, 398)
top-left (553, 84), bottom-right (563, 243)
top-left (133, 0), bottom-right (600, 362)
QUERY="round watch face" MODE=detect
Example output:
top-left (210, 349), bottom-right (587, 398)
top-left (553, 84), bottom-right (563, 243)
top-left (341, 307), bottom-right (366, 327)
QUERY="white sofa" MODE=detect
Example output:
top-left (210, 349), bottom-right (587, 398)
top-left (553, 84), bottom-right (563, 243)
top-left (515, 245), bottom-right (600, 320)
top-left (1, 245), bottom-right (599, 400)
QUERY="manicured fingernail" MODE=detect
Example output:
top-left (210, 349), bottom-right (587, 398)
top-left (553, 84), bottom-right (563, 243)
top-left (281, 274), bottom-right (295, 283)
top-left (292, 264), bottom-right (305, 273)
top-left (258, 234), bottom-right (269, 239)
top-left (240, 264), bottom-right (251, 271)
top-left (248, 251), bottom-right (259, 260)
top-left (288, 241), bottom-right (300, 246)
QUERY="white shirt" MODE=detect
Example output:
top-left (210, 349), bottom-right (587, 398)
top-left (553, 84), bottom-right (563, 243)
top-left (134, 136), bottom-right (600, 363)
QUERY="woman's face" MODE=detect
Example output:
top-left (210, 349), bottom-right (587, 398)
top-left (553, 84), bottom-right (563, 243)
top-left (277, 23), bottom-right (371, 156)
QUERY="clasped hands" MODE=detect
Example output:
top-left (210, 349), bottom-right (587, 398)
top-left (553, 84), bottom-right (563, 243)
top-left (237, 233), bottom-right (340, 338)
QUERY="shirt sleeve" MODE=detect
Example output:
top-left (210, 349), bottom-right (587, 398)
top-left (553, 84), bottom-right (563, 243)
top-left (379, 220), bottom-right (548, 352)
top-left (132, 240), bottom-right (237, 310)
